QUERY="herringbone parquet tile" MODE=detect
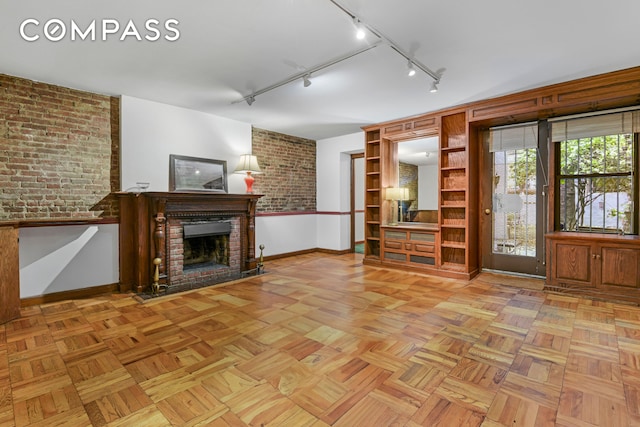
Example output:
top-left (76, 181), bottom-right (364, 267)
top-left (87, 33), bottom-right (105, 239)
top-left (1, 252), bottom-right (639, 426)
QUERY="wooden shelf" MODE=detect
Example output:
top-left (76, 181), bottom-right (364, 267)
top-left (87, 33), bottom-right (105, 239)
top-left (441, 188), bottom-right (466, 192)
top-left (442, 242), bottom-right (466, 249)
top-left (440, 224), bottom-right (466, 229)
top-left (441, 145), bottom-right (466, 152)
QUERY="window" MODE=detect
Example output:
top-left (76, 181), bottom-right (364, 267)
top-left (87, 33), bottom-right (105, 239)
top-left (551, 110), bottom-right (639, 234)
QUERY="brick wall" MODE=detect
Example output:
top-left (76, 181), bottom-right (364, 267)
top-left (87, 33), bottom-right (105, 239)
top-left (251, 128), bottom-right (316, 213)
top-left (399, 161), bottom-right (418, 203)
top-left (0, 74), bottom-right (120, 220)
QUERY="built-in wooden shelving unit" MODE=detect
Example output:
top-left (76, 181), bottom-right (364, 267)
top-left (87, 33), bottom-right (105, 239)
top-left (439, 112), bottom-right (472, 273)
top-left (364, 128), bottom-right (382, 259)
top-left (363, 110), bottom-right (478, 279)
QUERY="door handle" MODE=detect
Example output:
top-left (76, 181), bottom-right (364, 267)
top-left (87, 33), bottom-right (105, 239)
top-left (484, 209), bottom-right (491, 215)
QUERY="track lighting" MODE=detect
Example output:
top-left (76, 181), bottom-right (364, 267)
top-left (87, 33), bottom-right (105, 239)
top-left (353, 18), bottom-right (365, 39)
top-left (407, 60), bottom-right (416, 77)
top-left (234, 42), bottom-right (381, 106)
top-left (233, 1), bottom-right (444, 106)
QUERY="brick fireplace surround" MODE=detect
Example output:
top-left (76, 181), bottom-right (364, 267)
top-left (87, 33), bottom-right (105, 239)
top-left (117, 192), bottom-right (261, 294)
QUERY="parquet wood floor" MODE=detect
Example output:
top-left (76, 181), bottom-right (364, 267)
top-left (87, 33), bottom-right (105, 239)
top-left (1, 252), bottom-right (639, 426)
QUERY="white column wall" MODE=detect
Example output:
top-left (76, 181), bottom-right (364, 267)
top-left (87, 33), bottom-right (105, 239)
top-left (316, 131), bottom-right (364, 251)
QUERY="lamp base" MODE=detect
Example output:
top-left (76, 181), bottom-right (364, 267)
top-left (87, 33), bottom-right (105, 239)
top-left (244, 171), bottom-right (255, 193)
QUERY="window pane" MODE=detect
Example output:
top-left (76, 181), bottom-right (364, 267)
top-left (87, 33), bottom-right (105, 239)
top-left (558, 175), bottom-right (633, 233)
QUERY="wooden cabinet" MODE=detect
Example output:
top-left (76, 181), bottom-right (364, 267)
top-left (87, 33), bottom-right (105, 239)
top-left (381, 226), bottom-right (439, 269)
top-left (0, 224), bottom-right (20, 324)
top-left (546, 232), bottom-right (640, 304)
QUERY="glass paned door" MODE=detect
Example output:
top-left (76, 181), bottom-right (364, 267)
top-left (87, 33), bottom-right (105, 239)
top-left (492, 149), bottom-right (537, 257)
top-left (482, 123), bottom-right (546, 276)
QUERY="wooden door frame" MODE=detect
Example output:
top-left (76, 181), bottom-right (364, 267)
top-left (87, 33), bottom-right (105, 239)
top-left (351, 152), bottom-right (364, 253)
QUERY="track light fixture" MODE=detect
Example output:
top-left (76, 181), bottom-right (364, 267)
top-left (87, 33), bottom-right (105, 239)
top-left (330, 0), bottom-right (443, 91)
top-left (234, 42), bottom-right (381, 106)
top-left (353, 18), bottom-right (366, 39)
top-left (233, 1), bottom-right (443, 106)
top-left (407, 60), bottom-right (416, 77)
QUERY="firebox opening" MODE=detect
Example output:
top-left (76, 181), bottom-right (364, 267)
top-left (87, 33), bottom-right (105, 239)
top-left (182, 221), bottom-right (231, 271)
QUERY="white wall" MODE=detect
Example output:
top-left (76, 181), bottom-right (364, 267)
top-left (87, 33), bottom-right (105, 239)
top-left (120, 95), bottom-right (251, 193)
top-left (418, 164), bottom-right (439, 210)
top-left (255, 214), bottom-right (317, 257)
top-left (19, 224), bottom-right (119, 298)
top-left (316, 132), bottom-right (364, 251)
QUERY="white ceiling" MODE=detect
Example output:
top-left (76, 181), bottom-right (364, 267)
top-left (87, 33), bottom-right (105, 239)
top-left (1, 0), bottom-right (639, 141)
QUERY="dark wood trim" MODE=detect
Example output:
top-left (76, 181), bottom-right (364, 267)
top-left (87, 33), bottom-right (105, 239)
top-left (256, 211), bottom-right (316, 216)
top-left (17, 217), bottom-right (118, 228)
top-left (20, 283), bottom-right (120, 307)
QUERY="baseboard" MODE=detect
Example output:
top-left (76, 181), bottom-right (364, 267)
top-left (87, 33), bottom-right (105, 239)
top-left (262, 247), bottom-right (352, 261)
top-left (20, 283), bottom-right (121, 307)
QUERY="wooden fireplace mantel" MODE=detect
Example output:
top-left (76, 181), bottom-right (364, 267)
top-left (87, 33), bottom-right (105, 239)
top-left (117, 191), bottom-right (262, 293)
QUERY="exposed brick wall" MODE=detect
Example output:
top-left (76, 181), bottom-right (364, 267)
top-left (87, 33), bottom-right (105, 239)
top-left (399, 162), bottom-right (418, 203)
top-left (251, 127), bottom-right (316, 213)
top-left (0, 74), bottom-right (120, 220)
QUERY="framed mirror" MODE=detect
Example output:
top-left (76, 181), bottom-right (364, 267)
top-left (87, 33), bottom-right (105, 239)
top-left (395, 136), bottom-right (439, 224)
top-left (169, 154), bottom-right (228, 192)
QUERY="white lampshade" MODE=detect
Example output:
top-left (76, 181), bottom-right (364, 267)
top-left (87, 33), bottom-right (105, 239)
top-left (233, 154), bottom-right (262, 173)
top-left (386, 187), bottom-right (408, 201)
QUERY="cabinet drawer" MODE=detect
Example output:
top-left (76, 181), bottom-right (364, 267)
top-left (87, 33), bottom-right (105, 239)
top-left (414, 244), bottom-right (435, 253)
top-left (384, 240), bottom-right (403, 250)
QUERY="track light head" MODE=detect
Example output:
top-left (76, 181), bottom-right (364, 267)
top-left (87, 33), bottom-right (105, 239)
top-left (246, 95), bottom-right (255, 106)
top-left (407, 60), bottom-right (416, 77)
top-left (303, 74), bottom-right (312, 87)
top-left (429, 80), bottom-right (439, 93)
top-left (353, 18), bottom-right (365, 39)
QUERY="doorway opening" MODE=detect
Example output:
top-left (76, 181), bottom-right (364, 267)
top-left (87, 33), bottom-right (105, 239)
top-left (351, 153), bottom-right (364, 253)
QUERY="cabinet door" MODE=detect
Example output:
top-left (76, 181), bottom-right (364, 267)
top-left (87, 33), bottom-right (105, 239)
top-left (552, 241), bottom-right (594, 287)
top-left (600, 245), bottom-right (640, 288)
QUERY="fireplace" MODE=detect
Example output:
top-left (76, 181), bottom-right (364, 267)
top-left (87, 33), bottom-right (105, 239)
top-left (166, 217), bottom-right (241, 292)
top-left (118, 192), bottom-right (261, 294)
top-left (182, 221), bottom-right (231, 270)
